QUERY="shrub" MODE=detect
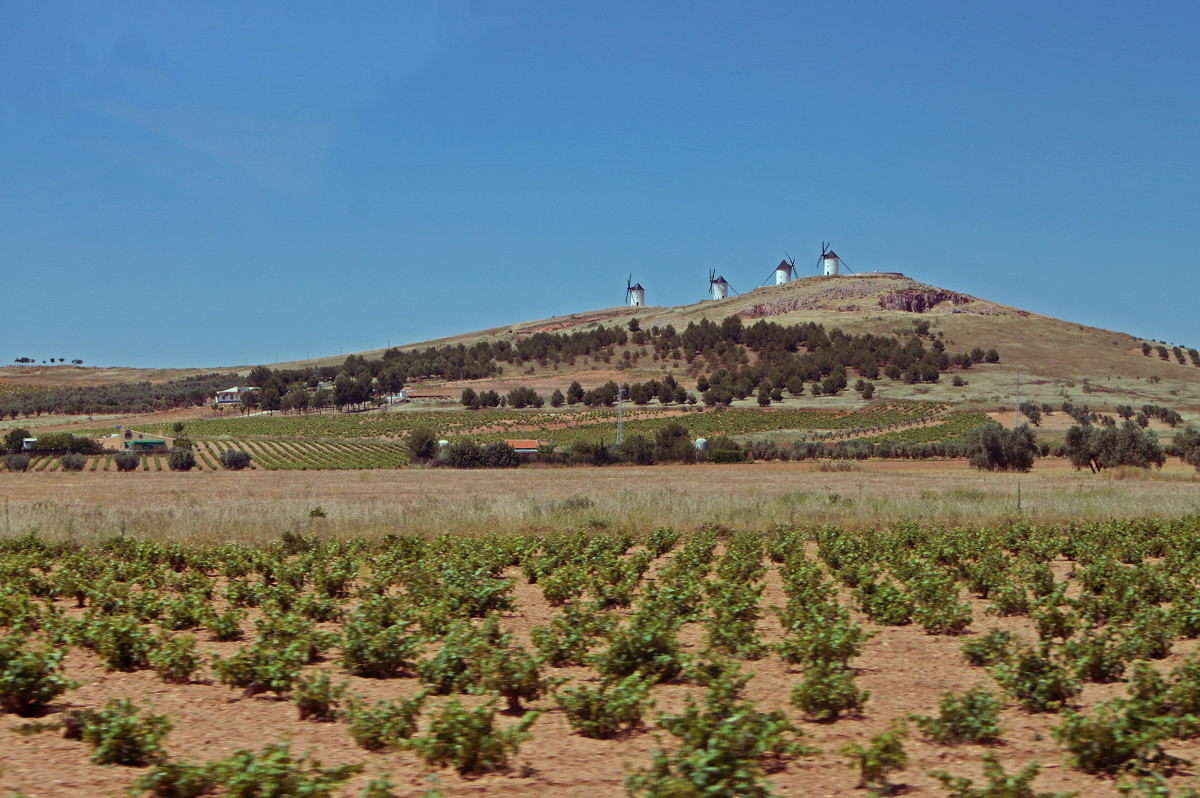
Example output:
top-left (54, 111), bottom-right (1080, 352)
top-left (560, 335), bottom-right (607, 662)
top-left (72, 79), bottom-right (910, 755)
top-left (644, 527), bottom-right (682, 558)
top-left (989, 645), bottom-right (1080, 713)
top-left (133, 759), bottom-right (219, 797)
top-left (619, 433), bottom-right (655, 465)
top-left (219, 449), bottom-right (252, 470)
top-left (790, 661), bottom-right (869, 720)
top-left (471, 640), bottom-right (546, 713)
top-left (294, 671), bottom-right (346, 722)
top-left (531, 603), bottom-right (615, 667)
top-left (417, 617), bottom-right (504, 694)
top-left (5, 454), bottom-right (30, 472)
top-left (776, 610), bottom-right (869, 667)
top-left (114, 451), bottom-right (141, 472)
top-left (1061, 625), bottom-right (1127, 683)
top-left (965, 424), bottom-right (1038, 472)
top-left (1052, 699), bottom-right (1179, 775)
top-left (163, 595), bottom-right (207, 631)
top-left (87, 614), bottom-right (156, 671)
top-left (213, 741), bottom-right (361, 797)
top-left (653, 422), bottom-right (696, 463)
top-left (212, 641), bottom-right (306, 697)
top-left (705, 436), bottom-right (748, 464)
top-left (345, 691), bottom-right (429, 751)
top-left (856, 580), bottom-right (914, 626)
top-left (444, 439), bottom-right (484, 468)
top-left (932, 753), bottom-right (1073, 798)
top-left (17, 432), bottom-right (101, 454)
top-left (407, 697), bottom-right (537, 774)
top-left (60, 453), bottom-right (87, 472)
top-left (481, 441), bottom-right (519, 468)
top-left (962, 629), bottom-right (1014, 667)
top-left (539, 564), bottom-right (588, 605)
top-left (0, 634), bottom-right (76, 716)
top-left (406, 427), bottom-right (439, 463)
top-left (555, 672), bottom-right (654, 738)
top-left (341, 611), bottom-right (420, 679)
top-left (66, 698), bottom-right (172, 766)
top-left (840, 721), bottom-right (908, 796)
top-left (150, 633), bottom-right (202, 684)
top-left (910, 687), bottom-right (1004, 744)
top-left (626, 668), bottom-right (813, 798)
top-left (1121, 607), bottom-right (1174, 661)
top-left (914, 594), bottom-right (973, 635)
top-left (205, 606), bottom-right (244, 642)
top-left (593, 612), bottom-right (687, 684)
top-left (167, 448), bottom-right (196, 471)
top-left (3, 427), bottom-right (30, 453)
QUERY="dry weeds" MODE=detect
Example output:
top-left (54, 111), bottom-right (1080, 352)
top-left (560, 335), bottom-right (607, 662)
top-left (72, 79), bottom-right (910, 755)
top-left (1, 460), bottom-right (1197, 545)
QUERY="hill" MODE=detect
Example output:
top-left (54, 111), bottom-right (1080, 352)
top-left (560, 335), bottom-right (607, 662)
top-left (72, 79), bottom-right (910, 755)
top-left (260, 273), bottom-right (1200, 416)
top-left (4, 273), bottom-right (1198, 420)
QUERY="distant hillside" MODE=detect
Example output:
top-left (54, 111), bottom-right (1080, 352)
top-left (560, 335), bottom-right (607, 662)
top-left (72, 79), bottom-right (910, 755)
top-left (267, 273), bottom-right (1200, 414)
top-left (5, 274), bottom-right (1199, 416)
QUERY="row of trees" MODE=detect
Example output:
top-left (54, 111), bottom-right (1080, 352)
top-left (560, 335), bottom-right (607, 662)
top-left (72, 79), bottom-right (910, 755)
top-left (2, 429), bottom-right (102, 455)
top-left (0, 373), bottom-right (237, 420)
top-left (241, 315), bottom-right (1001, 415)
top-left (960, 421), bottom-right (1180, 474)
top-left (405, 424), bottom-right (744, 469)
top-left (677, 317), bottom-right (997, 396)
top-left (744, 420), bottom-right (1200, 475)
top-left (12, 358), bottom-right (82, 365)
top-left (1141, 342), bottom-right (1200, 366)
top-left (460, 376), bottom-right (695, 411)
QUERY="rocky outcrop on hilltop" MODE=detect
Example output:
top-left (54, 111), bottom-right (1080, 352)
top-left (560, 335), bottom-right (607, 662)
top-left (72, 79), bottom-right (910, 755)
top-left (879, 288), bottom-right (973, 313)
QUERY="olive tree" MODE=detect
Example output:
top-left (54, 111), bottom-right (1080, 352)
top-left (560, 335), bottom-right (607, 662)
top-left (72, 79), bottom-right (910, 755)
top-left (964, 424), bottom-right (1037, 472)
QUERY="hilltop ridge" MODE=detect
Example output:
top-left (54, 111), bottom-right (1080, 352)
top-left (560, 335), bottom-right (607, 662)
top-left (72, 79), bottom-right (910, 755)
top-left (256, 273), bottom-right (1200, 414)
top-left (3, 274), bottom-right (1198, 415)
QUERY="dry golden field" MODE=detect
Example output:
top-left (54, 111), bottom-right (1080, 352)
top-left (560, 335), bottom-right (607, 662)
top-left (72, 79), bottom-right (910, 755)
top-left (2, 459), bottom-right (1198, 545)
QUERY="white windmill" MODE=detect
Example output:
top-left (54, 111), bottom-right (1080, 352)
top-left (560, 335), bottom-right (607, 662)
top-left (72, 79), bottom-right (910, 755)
top-left (818, 242), bottom-right (853, 276)
top-left (625, 276), bottom-right (645, 307)
top-left (762, 253), bottom-right (797, 286)
top-left (707, 269), bottom-right (733, 300)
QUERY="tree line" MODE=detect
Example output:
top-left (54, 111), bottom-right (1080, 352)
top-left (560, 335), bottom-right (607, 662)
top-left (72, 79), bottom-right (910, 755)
top-left (0, 373), bottom-right (237, 420)
top-left (237, 315), bottom-right (999, 414)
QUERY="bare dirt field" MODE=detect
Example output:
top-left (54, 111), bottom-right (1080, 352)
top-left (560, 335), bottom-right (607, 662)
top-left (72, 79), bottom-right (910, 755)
top-left (2, 463), bottom-right (1200, 798)
top-left (3, 523), bottom-right (1200, 798)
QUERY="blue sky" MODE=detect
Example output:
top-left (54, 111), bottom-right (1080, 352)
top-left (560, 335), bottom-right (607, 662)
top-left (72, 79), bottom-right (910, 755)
top-left (3, 1), bottom-right (1198, 367)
